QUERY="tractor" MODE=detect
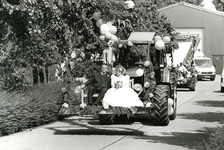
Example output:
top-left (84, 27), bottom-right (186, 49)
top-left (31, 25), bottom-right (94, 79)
top-left (98, 32), bottom-right (177, 126)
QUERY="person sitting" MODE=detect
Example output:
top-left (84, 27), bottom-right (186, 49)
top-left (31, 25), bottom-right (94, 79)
top-left (81, 63), bottom-right (111, 106)
top-left (102, 64), bottom-right (144, 109)
top-left (178, 62), bottom-right (188, 78)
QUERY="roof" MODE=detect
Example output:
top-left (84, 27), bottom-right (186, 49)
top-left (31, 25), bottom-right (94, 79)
top-left (158, 2), bottom-right (224, 17)
top-left (128, 32), bottom-right (155, 43)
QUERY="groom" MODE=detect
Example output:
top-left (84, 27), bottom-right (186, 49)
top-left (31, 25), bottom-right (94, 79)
top-left (81, 64), bottom-right (111, 106)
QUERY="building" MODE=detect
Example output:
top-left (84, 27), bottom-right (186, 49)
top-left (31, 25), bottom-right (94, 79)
top-left (158, 2), bottom-right (224, 73)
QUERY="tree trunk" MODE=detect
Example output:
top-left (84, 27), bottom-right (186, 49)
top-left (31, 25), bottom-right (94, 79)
top-left (33, 65), bottom-right (39, 84)
top-left (45, 65), bottom-right (49, 83)
top-left (39, 67), bottom-right (44, 83)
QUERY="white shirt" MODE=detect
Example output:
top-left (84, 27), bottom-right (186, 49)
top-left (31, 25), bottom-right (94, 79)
top-left (178, 65), bottom-right (188, 72)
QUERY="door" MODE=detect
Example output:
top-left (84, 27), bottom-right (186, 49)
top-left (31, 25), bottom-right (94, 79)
top-left (212, 55), bottom-right (223, 74)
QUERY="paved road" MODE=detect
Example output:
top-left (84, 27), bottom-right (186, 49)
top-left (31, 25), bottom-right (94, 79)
top-left (0, 76), bottom-right (224, 150)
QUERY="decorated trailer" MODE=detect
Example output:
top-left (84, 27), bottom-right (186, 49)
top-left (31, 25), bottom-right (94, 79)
top-left (59, 32), bottom-right (178, 126)
top-left (176, 34), bottom-right (200, 91)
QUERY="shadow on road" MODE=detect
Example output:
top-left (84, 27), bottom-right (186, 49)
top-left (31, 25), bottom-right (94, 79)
top-left (45, 115), bottom-right (216, 150)
top-left (134, 129), bottom-right (212, 150)
top-left (178, 112), bottom-right (224, 123)
top-left (46, 117), bottom-right (145, 136)
top-left (194, 100), bottom-right (224, 108)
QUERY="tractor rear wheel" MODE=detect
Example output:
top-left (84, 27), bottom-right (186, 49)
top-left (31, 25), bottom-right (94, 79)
top-left (99, 114), bottom-right (115, 125)
top-left (153, 85), bottom-right (170, 126)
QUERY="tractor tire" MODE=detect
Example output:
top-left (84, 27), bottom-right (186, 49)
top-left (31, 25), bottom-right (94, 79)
top-left (197, 76), bottom-right (201, 81)
top-left (153, 85), bottom-right (170, 126)
top-left (99, 114), bottom-right (115, 125)
top-left (210, 78), bottom-right (215, 81)
top-left (221, 87), bottom-right (224, 92)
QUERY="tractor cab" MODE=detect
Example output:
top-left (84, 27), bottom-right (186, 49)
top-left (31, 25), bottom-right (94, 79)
top-left (121, 32), bottom-right (175, 91)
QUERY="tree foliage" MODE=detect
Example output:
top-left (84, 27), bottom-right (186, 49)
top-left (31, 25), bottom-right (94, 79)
top-left (0, 0), bottom-right (181, 90)
top-left (0, 0), bottom-right (177, 62)
top-left (213, 0), bottom-right (224, 11)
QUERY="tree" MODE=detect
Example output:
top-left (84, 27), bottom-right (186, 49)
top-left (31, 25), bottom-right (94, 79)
top-left (0, 0), bottom-right (178, 88)
top-left (213, 0), bottom-right (224, 11)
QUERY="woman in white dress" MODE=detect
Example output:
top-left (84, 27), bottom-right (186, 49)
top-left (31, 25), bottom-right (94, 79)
top-left (102, 64), bottom-right (144, 109)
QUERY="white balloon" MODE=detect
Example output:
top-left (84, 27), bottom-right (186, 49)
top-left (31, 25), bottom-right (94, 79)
top-left (136, 69), bottom-right (144, 77)
top-left (109, 26), bottom-right (117, 34)
top-left (168, 98), bottom-right (174, 106)
top-left (105, 32), bottom-right (112, 39)
top-left (96, 19), bottom-right (104, 28)
top-left (107, 21), bottom-right (113, 27)
top-left (99, 35), bottom-right (105, 41)
top-left (155, 40), bottom-right (165, 50)
top-left (100, 24), bottom-right (110, 34)
top-left (74, 86), bottom-right (82, 94)
top-left (124, 0), bottom-right (135, 9)
top-left (111, 35), bottom-right (118, 42)
top-left (163, 36), bottom-right (171, 44)
top-left (154, 35), bottom-right (162, 42)
top-left (168, 107), bottom-right (174, 115)
top-left (92, 12), bottom-right (101, 20)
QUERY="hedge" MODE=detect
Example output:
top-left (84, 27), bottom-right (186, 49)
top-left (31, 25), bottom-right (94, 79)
top-left (0, 81), bottom-right (81, 136)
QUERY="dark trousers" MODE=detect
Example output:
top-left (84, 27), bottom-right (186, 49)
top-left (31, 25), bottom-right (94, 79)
top-left (88, 85), bottom-right (108, 104)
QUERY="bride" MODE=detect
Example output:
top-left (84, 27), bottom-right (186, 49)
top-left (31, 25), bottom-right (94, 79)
top-left (102, 64), bottom-right (144, 109)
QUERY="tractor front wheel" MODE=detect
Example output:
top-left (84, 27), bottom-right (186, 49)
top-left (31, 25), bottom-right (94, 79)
top-left (153, 85), bottom-right (170, 126)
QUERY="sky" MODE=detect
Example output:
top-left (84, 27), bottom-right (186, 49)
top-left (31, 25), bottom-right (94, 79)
top-left (200, 0), bottom-right (217, 11)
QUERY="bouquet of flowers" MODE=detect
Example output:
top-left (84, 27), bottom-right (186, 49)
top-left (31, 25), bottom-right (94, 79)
top-left (115, 81), bottom-right (123, 89)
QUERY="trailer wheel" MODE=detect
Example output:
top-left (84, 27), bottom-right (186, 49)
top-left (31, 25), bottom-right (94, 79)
top-left (153, 85), bottom-right (170, 126)
top-left (99, 114), bottom-right (115, 125)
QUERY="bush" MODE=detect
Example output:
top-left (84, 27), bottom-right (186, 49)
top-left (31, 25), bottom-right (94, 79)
top-left (7, 67), bottom-right (33, 92)
top-left (0, 81), bottom-right (80, 136)
top-left (197, 124), bottom-right (224, 150)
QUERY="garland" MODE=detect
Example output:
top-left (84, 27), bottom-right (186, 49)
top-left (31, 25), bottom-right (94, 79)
top-left (58, 105), bottom-right (152, 118)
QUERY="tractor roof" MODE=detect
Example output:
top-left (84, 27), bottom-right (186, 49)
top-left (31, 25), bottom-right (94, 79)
top-left (120, 32), bottom-right (155, 44)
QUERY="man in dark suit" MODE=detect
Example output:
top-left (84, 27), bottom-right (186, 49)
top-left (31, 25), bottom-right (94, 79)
top-left (81, 64), bottom-right (111, 106)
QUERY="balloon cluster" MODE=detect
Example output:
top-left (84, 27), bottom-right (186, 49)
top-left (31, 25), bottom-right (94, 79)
top-left (168, 98), bottom-right (174, 115)
top-left (154, 35), bottom-right (171, 50)
top-left (92, 11), bottom-right (118, 43)
top-left (124, 0), bottom-right (135, 9)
